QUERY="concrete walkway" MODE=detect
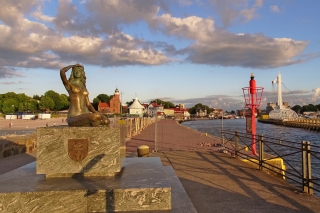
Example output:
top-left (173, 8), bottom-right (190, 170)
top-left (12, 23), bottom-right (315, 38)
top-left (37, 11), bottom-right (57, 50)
top-left (126, 120), bottom-right (320, 213)
top-left (1, 119), bottom-right (320, 213)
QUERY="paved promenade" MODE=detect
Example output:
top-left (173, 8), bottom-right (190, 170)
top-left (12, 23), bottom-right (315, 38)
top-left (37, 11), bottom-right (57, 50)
top-left (126, 119), bottom-right (320, 213)
top-left (1, 119), bottom-right (320, 212)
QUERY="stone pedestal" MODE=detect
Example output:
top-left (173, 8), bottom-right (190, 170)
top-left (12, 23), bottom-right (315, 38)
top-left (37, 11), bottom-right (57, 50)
top-left (0, 126), bottom-right (197, 212)
top-left (36, 126), bottom-right (125, 177)
top-left (0, 158), bottom-right (174, 212)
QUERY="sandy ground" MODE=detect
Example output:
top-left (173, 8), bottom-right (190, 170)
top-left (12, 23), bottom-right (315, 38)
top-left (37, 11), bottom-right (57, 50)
top-left (0, 117), bottom-right (118, 135)
top-left (0, 117), bottom-right (68, 131)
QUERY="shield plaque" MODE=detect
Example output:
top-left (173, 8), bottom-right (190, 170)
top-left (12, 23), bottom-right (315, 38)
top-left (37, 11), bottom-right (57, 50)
top-left (68, 139), bottom-right (88, 162)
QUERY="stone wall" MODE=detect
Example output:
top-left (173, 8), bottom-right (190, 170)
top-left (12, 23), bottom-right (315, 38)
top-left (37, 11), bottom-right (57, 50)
top-left (0, 133), bottom-right (37, 159)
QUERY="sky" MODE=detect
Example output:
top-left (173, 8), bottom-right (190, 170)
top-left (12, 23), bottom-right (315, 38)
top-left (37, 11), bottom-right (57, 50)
top-left (0, 0), bottom-right (319, 111)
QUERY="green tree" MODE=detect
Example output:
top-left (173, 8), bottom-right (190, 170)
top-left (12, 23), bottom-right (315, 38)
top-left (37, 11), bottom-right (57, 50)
top-left (43, 90), bottom-right (67, 111)
top-left (33, 94), bottom-right (41, 100)
top-left (300, 104), bottom-right (317, 113)
top-left (27, 99), bottom-right (39, 113)
top-left (97, 94), bottom-right (110, 103)
top-left (126, 99), bottom-right (135, 107)
top-left (152, 99), bottom-right (175, 108)
top-left (3, 92), bottom-right (17, 99)
top-left (1, 98), bottom-right (18, 114)
top-left (291, 105), bottom-right (301, 114)
top-left (59, 94), bottom-right (69, 110)
top-left (39, 96), bottom-right (55, 111)
top-left (16, 93), bottom-right (29, 103)
top-left (92, 97), bottom-right (100, 110)
top-left (188, 103), bottom-right (212, 114)
top-left (0, 93), bottom-right (30, 113)
top-left (61, 94), bottom-right (69, 102)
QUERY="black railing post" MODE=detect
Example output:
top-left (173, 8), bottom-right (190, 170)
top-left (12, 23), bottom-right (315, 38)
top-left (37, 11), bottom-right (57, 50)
top-left (259, 134), bottom-right (264, 171)
top-left (235, 130), bottom-right (239, 157)
top-left (302, 141), bottom-right (307, 193)
top-left (302, 141), bottom-right (313, 195)
top-left (306, 141), bottom-right (313, 195)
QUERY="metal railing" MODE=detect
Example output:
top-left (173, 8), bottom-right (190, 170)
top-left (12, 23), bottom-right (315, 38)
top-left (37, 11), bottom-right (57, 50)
top-left (221, 130), bottom-right (320, 196)
top-left (114, 117), bottom-right (156, 138)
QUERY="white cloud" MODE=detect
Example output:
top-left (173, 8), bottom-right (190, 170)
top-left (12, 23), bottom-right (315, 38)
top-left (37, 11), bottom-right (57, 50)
top-left (153, 14), bottom-right (215, 41)
top-left (53, 0), bottom-right (161, 35)
top-left (0, 0), bottom-right (38, 26)
top-left (0, 0), bottom-right (312, 79)
top-left (32, 6), bottom-right (54, 22)
top-left (183, 32), bottom-right (308, 68)
top-left (178, 0), bottom-right (193, 6)
top-left (312, 88), bottom-right (320, 101)
top-left (208, 0), bottom-right (263, 27)
top-left (270, 5), bottom-right (280, 13)
top-left (0, 16), bottom-right (170, 73)
top-left (0, 67), bottom-right (25, 78)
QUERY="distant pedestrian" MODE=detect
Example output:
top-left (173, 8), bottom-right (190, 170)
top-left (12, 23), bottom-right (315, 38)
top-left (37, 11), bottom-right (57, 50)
top-left (46, 123), bottom-right (48, 127)
top-left (62, 119), bottom-right (64, 123)
top-left (53, 122), bottom-right (56, 126)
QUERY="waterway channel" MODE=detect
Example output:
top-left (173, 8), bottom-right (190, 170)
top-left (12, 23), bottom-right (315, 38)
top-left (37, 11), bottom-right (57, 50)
top-left (182, 118), bottom-right (320, 144)
top-left (182, 118), bottom-right (320, 196)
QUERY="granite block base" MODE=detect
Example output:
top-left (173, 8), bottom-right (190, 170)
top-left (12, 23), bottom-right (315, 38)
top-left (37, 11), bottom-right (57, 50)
top-left (36, 126), bottom-right (125, 177)
top-left (0, 157), bottom-right (175, 212)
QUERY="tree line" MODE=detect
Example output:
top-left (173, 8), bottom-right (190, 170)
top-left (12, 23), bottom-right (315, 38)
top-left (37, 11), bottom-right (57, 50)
top-left (0, 92), bottom-right (179, 114)
top-left (291, 104), bottom-right (320, 114)
top-left (0, 91), bottom-right (118, 114)
top-left (1, 91), bottom-right (319, 115)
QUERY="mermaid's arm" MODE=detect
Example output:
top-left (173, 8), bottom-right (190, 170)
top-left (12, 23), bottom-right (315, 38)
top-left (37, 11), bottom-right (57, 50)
top-left (60, 65), bottom-right (74, 90)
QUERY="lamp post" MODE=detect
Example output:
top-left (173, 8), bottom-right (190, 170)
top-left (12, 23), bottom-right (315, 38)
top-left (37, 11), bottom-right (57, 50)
top-left (154, 91), bottom-right (158, 152)
top-left (221, 110), bottom-right (224, 145)
top-left (242, 73), bottom-right (264, 155)
top-left (120, 90), bottom-right (123, 114)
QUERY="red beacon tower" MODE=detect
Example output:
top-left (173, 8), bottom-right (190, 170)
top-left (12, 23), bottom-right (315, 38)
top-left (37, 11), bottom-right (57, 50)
top-left (242, 73), bottom-right (264, 155)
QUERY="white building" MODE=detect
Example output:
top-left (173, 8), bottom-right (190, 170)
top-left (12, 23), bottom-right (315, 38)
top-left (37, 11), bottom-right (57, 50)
top-left (5, 114), bottom-right (17, 120)
top-left (147, 102), bottom-right (164, 117)
top-left (128, 97), bottom-right (145, 116)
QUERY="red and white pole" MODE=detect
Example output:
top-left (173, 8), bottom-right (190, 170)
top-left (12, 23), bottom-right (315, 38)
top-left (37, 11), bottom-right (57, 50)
top-left (249, 73), bottom-right (257, 155)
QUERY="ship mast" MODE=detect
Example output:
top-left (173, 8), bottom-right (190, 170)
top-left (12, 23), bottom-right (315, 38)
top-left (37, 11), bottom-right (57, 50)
top-left (272, 73), bottom-right (282, 110)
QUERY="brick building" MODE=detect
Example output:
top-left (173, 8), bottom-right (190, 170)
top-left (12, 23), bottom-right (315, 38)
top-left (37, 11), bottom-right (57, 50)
top-left (98, 88), bottom-right (121, 113)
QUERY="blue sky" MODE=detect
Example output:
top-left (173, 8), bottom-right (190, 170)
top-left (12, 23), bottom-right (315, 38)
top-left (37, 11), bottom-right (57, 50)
top-left (0, 0), bottom-right (319, 111)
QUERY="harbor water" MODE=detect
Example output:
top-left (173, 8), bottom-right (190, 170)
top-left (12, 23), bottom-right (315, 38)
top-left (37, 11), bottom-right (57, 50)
top-left (182, 118), bottom-right (320, 196)
top-left (182, 118), bottom-right (320, 144)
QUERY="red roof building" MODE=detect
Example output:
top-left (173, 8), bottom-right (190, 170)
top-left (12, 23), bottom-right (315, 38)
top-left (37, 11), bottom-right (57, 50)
top-left (97, 88), bottom-right (121, 114)
top-left (98, 102), bottom-right (110, 113)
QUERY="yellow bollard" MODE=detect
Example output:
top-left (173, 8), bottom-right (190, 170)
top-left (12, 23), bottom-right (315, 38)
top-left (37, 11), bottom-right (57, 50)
top-left (137, 145), bottom-right (149, 157)
top-left (245, 146), bottom-right (248, 151)
top-left (205, 133), bottom-right (208, 136)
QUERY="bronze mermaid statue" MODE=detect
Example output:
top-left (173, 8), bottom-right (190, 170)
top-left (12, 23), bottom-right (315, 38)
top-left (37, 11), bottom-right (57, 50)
top-left (60, 64), bottom-right (110, 127)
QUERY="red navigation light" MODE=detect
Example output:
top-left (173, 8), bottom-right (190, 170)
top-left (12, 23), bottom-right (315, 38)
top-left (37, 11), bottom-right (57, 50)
top-left (242, 73), bottom-right (264, 156)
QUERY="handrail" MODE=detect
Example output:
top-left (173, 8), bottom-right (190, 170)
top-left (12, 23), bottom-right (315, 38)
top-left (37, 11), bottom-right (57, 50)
top-left (221, 129), bottom-right (320, 196)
